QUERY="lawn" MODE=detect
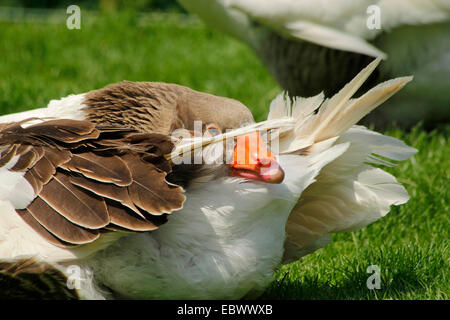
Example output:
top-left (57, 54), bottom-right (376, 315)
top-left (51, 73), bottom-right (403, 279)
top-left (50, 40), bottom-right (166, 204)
top-left (0, 10), bottom-right (448, 300)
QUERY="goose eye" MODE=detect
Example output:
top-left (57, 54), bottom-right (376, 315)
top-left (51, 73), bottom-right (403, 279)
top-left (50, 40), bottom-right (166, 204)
top-left (207, 125), bottom-right (221, 136)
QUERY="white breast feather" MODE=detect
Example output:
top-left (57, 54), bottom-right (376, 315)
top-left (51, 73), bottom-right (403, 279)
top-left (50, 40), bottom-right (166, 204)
top-left (75, 152), bottom-right (332, 299)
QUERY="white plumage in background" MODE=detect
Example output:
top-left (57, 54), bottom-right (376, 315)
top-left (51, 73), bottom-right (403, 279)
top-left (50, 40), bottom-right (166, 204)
top-left (178, 0), bottom-right (450, 128)
top-left (0, 58), bottom-right (416, 299)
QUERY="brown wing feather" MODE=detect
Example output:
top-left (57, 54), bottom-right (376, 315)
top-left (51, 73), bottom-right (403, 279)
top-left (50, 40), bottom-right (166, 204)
top-left (24, 170), bottom-right (44, 195)
top-left (30, 156), bottom-right (55, 184)
top-left (39, 171), bottom-right (110, 229)
top-left (0, 118), bottom-right (185, 247)
top-left (42, 147), bottom-right (72, 168)
top-left (10, 148), bottom-right (39, 171)
top-left (15, 144), bottom-right (33, 155)
top-left (60, 152), bottom-right (132, 186)
top-left (21, 119), bottom-right (99, 143)
top-left (69, 174), bottom-right (144, 218)
top-left (106, 200), bottom-right (161, 232)
top-left (15, 209), bottom-right (77, 248)
top-left (0, 144), bottom-right (17, 166)
top-left (27, 197), bottom-right (100, 244)
top-left (123, 153), bottom-right (185, 215)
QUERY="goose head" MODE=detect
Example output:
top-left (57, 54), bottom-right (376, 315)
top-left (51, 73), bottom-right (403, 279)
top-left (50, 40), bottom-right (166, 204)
top-left (82, 81), bottom-right (285, 185)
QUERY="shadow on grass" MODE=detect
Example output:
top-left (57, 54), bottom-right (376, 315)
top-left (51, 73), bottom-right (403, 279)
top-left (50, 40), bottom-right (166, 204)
top-left (260, 269), bottom-right (426, 300)
top-left (260, 243), bottom-right (448, 300)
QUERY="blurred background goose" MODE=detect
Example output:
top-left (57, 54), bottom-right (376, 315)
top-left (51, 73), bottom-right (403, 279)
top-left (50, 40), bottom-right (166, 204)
top-left (178, 0), bottom-right (450, 129)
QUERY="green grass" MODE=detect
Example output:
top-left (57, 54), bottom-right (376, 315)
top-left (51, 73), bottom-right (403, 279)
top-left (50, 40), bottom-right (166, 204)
top-left (263, 127), bottom-right (449, 300)
top-left (0, 10), bottom-right (448, 300)
top-left (0, 11), bottom-right (277, 120)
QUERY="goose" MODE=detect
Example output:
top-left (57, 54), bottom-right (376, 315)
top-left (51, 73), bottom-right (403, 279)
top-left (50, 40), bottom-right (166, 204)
top-left (178, 0), bottom-right (450, 128)
top-left (0, 58), bottom-right (417, 299)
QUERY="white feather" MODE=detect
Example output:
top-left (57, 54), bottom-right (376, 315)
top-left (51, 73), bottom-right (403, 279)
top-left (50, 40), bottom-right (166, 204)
top-left (0, 93), bottom-right (87, 125)
top-left (0, 201), bottom-right (76, 261)
top-left (282, 125), bottom-right (416, 262)
top-left (0, 199), bottom-right (125, 263)
top-left (269, 57), bottom-right (414, 151)
top-left (73, 152), bottom-right (329, 299)
top-left (0, 156), bottom-right (35, 209)
top-left (264, 58), bottom-right (417, 262)
top-left (168, 117), bottom-right (295, 163)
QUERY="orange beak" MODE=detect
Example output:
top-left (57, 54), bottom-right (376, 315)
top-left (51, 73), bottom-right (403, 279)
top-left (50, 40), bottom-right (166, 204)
top-left (229, 131), bottom-right (284, 184)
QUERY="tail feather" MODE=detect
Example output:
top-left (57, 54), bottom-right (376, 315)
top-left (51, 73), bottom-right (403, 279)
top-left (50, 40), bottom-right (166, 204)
top-left (268, 57), bottom-right (414, 154)
top-left (321, 76), bottom-right (413, 141)
top-left (267, 58), bottom-right (418, 263)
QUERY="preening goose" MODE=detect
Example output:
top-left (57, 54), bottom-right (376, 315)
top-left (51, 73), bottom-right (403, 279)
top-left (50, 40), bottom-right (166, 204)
top-left (178, 0), bottom-right (450, 128)
top-left (0, 58), bottom-right (416, 299)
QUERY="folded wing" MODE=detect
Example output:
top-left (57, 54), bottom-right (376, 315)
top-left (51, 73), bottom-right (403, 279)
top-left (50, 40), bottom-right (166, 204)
top-left (0, 119), bottom-right (185, 251)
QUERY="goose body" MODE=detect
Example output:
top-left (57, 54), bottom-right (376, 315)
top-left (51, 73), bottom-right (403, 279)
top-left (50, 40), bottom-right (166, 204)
top-left (179, 0), bottom-right (450, 128)
top-left (0, 59), bottom-right (416, 299)
top-left (75, 155), bottom-right (310, 299)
